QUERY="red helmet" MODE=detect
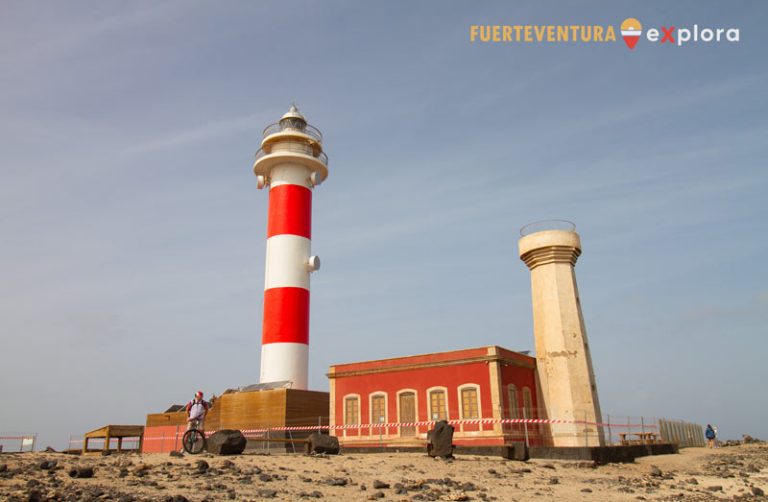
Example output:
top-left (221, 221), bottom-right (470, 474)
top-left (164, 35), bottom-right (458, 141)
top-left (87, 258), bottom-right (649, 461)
top-left (195, 390), bottom-right (204, 398)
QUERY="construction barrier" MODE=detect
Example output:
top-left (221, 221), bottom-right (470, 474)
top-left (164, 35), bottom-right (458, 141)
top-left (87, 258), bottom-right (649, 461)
top-left (68, 416), bottom-right (711, 453)
top-left (0, 433), bottom-right (37, 453)
top-left (137, 417), bottom-right (654, 445)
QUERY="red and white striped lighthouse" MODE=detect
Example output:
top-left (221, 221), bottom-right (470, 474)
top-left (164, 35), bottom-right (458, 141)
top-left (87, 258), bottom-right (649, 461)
top-left (253, 105), bottom-right (328, 390)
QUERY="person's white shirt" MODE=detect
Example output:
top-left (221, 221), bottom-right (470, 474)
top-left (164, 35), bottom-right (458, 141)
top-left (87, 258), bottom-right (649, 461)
top-left (188, 399), bottom-right (208, 420)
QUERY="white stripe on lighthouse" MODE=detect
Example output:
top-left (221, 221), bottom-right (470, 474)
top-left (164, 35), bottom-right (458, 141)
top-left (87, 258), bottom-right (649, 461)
top-left (260, 343), bottom-right (309, 389)
top-left (264, 234), bottom-right (311, 291)
top-left (270, 164), bottom-right (313, 189)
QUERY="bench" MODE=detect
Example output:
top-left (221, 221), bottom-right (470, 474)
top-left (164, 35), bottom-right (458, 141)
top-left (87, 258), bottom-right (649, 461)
top-left (618, 432), bottom-right (657, 445)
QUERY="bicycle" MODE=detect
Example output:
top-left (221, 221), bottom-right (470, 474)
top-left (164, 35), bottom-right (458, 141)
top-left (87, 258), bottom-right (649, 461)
top-left (182, 419), bottom-right (207, 455)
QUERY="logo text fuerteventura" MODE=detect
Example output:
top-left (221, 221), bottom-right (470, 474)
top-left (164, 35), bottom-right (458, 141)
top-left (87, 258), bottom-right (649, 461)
top-left (470, 19), bottom-right (740, 49)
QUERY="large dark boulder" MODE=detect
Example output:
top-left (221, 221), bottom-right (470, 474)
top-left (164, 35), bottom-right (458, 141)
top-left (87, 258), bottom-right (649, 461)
top-left (427, 420), bottom-right (454, 458)
top-left (39, 460), bottom-right (57, 470)
top-left (501, 443), bottom-right (529, 461)
top-left (207, 430), bottom-right (246, 455)
top-left (68, 467), bottom-right (94, 478)
top-left (306, 433), bottom-right (340, 455)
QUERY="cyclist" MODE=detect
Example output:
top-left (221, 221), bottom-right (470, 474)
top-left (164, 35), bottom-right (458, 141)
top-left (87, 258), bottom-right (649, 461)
top-left (178, 391), bottom-right (209, 454)
top-left (185, 391), bottom-right (210, 432)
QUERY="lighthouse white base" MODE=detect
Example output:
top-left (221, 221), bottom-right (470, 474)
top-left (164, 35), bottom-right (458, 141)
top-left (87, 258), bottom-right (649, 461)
top-left (260, 342), bottom-right (309, 390)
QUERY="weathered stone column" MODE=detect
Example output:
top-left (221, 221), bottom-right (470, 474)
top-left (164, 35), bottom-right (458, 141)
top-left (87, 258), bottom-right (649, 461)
top-left (519, 222), bottom-right (604, 447)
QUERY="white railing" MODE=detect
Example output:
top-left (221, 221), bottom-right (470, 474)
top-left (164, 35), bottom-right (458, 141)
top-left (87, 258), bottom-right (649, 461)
top-left (262, 122), bottom-right (323, 142)
top-left (254, 145), bottom-right (328, 165)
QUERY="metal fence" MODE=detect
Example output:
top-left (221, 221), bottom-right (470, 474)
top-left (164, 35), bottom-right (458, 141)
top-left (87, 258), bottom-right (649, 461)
top-left (254, 143), bottom-right (328, 165)
top-left (133, 413), bottom-right (688, 453)
top-left (67, 436), bottom-right (142, 453)
top-left (65, 412), bottom-right (706, 454)
top-left (513, 409), bottom-right (705, 448)
top-left (602, 415), bottom-right (705, 448)
top-left (657, 418), bottom-right (706, 447)
top-left (0, 433), bottom-right (37, 453)
top-left (602, 414), bottom-right (659, 446)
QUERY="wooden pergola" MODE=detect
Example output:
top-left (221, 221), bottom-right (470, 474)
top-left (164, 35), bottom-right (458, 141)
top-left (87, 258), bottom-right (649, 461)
top-left (83, 425), bottom-right (144, 454)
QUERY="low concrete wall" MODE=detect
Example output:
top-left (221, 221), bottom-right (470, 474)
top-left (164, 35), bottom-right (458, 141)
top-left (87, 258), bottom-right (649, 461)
top-left (336, 443), bottom-right (678, 463)
top-left (530, 443), bottom-right (678, 463)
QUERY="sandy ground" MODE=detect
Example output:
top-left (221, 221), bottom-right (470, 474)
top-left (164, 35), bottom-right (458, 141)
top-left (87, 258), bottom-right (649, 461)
top-left (1, 443), bottom-right (766, 501)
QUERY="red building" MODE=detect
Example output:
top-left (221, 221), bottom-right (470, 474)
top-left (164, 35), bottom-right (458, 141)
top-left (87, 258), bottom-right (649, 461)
top-left (328, 346), bottom-right (545, 447)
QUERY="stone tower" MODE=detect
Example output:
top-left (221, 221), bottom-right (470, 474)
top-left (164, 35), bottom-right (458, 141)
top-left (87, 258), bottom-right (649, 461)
top-left (519, 221), bottom-right (604, 447)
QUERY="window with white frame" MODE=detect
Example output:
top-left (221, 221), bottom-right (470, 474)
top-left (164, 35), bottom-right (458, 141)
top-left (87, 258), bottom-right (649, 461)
top-left (344, 395), bottom-right (359, 426)
top-left (428, 388), bottom-right (448, 421)
top-left (459, 385), bottom-right (480, 420)
top-left (370, 393), bottom-right (387, 424)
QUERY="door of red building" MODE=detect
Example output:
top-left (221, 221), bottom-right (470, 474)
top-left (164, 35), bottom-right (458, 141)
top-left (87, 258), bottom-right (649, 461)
top-left (399, 392), bottom-right (416, 437)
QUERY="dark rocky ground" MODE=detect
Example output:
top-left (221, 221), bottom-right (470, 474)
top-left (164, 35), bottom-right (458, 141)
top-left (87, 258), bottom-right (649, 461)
top-left (1, 442), bottom-right (766, 501)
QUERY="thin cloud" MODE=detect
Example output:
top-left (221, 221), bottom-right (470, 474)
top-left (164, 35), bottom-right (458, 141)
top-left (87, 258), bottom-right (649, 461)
top-left (0, 3), bottom-right (184, 73)
top-left (120, 113), bottom-right (269, 156)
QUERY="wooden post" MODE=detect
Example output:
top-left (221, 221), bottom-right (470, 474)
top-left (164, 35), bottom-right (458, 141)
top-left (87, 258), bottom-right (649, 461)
top-left (117, 437), bottom-right (123, 453)
top-left (522, 407), bottom-right (529, 448)
top-left (627, 416), bottom-right (631, 443)
top-left (607, 414), bottom-right (612, 445)
top-left (104, 430), bottom-right (111, 455)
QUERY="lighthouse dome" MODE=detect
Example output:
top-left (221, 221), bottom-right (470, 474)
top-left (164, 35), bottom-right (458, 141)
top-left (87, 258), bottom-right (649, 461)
top-left (279, 104), bottom-right (307, 131)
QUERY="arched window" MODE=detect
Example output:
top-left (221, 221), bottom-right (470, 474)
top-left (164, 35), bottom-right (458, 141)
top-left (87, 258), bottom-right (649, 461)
top-left (522, 387), bottom-right (533, 419)
top-left (344, 395), bottom-right (360, 426)
top-left (507, 385), bottom-right (519, 419)
top-left (427, 387), bottom-right (448, 421)
top-left (370, 392), bottom-right (387, 424)
top-left (458, 384), bottom-right (481, 420)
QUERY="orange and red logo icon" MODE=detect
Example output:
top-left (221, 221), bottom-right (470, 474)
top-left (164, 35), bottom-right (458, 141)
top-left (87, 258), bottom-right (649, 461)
top-left (621, 18), bottom-right (642, 49)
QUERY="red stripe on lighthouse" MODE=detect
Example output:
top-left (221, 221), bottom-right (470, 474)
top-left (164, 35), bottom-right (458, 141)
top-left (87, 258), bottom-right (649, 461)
top-left (267, 184), bottom-right (312, 239)
top-left (262, 287), bottom-right (310, 345)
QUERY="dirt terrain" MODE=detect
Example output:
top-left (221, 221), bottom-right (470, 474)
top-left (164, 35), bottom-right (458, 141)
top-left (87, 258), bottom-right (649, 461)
top-left (1, 443), bottom-right (766, 501)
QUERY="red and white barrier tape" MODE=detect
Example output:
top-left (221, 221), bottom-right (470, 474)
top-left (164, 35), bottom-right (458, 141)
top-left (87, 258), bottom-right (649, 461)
top-left (138, 418), bottom-right (656, 441)
top-left (67, 439), bottom-right (140, 444)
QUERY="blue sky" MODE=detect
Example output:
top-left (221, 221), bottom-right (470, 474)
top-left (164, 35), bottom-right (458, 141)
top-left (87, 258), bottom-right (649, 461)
top-left (1, 1), bottom-right (766, 448)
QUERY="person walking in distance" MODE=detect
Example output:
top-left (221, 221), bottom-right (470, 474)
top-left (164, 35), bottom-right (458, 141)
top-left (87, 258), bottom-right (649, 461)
top-left (705, 424), bottom-right (716, 448)
top-left (186, 391), bottom-right (210, 432)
